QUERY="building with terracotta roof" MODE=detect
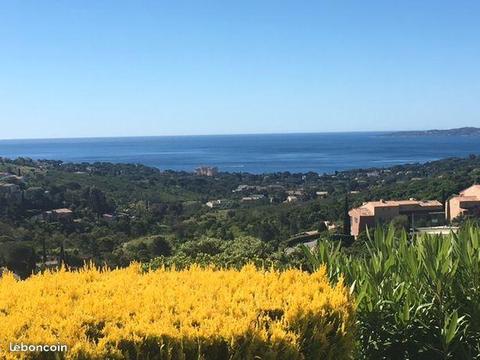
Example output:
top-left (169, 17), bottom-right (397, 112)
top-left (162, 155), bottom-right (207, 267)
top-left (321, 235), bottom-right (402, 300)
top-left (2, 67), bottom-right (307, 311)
top-left (446, 185), bottom-right (480, 222)
top-left (349, 199), bottom-right (444, 238)
top-left (44, 208), bottom-right (73, 222)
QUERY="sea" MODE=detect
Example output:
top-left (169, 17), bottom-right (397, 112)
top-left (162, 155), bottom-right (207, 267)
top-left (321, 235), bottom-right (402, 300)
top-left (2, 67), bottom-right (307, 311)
top-left (1, 132), bottom-right (480, 174)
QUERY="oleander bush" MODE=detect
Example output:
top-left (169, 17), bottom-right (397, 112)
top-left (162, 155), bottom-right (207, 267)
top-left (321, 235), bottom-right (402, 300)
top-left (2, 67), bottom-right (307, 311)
top-left (0, 264), bottom-right (355, 360)
top-left (304, 225), bottom-right (480, 359)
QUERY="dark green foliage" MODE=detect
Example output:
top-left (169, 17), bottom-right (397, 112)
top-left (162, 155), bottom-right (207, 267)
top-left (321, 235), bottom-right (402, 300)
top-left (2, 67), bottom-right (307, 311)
top-left (303, 225), bottom-right (480, 359)
top-left (1, 155), bottom-right (480, 274)
top-left (343, 194), bottom-right (350, 235)
top-left (0, 241), bottom-right (36, 278)
top-left (146, 236), bottom-right (279, 270)
top-left (84, 186), bottom-right (112, 215)
top-left (148, 236), bottom-right (172, 257)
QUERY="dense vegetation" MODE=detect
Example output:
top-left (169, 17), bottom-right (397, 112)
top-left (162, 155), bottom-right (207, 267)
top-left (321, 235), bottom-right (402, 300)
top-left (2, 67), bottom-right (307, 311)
top-left (2, 155), bottom-right (480, 358)
top-left (1, 155), bottom-right (480, 276)
top-left (304, 225), bottom-right (480, 359)
top-left (0, 264), bottom-right (354, 360)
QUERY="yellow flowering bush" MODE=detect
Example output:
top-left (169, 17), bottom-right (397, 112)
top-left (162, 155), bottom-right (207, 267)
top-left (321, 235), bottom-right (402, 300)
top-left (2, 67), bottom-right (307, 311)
top-left (0, 265), bottom-right (354, 360)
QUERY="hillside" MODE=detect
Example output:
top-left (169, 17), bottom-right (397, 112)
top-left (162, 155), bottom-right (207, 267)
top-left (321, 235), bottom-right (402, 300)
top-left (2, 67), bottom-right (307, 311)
top-left (387, 127), bottom-right (480, 136)
top-left (1, 154), bottom-right (480, 276)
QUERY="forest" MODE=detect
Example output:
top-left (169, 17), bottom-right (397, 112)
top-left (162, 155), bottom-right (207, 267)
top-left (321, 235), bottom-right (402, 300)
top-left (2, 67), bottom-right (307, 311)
top-left (1, 155), bottom-right (480, 277)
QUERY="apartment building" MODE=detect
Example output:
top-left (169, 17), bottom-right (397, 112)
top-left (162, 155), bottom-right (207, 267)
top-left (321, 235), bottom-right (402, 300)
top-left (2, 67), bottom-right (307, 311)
top-left (446, 185), bottom-right (480, 221)
top-left (349, 199), bottom-right (444, 238)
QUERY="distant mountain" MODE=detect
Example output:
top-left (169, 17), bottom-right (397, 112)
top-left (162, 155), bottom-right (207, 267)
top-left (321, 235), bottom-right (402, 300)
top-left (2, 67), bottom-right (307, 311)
top-left (386, 127), bottom-right (480, 136)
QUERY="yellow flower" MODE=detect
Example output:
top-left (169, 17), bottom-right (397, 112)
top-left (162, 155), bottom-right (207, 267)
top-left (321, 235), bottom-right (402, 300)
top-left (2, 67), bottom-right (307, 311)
top-left (0, 265), bottom-right (354, 359)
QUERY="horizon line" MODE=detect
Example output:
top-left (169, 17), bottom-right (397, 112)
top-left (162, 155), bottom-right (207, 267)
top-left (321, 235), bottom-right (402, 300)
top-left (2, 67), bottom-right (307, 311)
top-left (0, 127), bottom-right (462, 142)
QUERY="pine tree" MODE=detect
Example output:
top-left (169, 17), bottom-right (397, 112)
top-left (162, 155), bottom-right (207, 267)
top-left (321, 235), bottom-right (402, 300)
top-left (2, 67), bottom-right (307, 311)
top-left (343, 194), bottom-right (351, 235)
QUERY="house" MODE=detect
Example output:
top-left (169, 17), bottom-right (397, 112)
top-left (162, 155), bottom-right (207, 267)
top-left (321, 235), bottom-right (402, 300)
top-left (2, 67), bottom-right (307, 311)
top-left (286, 189), bottom-right (305, 197)
top-left (206, 200), bottom-right (223, 208)
top-left (206, 199), bottom-right (232, 209)
top-left (44, 208), bottom-right (73, 221)
top-left (195, 166), bottom-right (218, 177)
top-left (316, 191), bottom-right (329, 198)
top-left (102, 213), bottom-right (116, 221)
top-left (285, 195), bottom-right (298, 203)
top-left (349, 199), bottom-right (444, 238)
top-left (446, 185), bottom-right (480, 221)
top-left (241, 194), bottom-right (265, 203)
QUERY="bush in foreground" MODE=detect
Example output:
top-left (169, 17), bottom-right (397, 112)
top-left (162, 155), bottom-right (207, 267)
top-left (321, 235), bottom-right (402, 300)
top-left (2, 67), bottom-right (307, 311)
top-left (304, 225), bottom-right (480, 359)
top-left (0, 264), bottom-right (354, 360)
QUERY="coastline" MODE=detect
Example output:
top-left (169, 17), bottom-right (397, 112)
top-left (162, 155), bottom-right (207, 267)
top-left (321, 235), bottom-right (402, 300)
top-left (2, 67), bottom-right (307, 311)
top-left (1, 132), bottom-right (480, 175)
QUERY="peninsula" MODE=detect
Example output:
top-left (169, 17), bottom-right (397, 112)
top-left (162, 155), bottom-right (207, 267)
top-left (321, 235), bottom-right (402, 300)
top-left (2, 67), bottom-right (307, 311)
top-left (387, 126), bottom-right (480, 136)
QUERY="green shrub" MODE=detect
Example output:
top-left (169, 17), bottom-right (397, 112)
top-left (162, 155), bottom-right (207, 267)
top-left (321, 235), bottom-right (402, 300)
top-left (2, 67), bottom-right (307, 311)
top-left (303, 225), bottom-right (480, 359)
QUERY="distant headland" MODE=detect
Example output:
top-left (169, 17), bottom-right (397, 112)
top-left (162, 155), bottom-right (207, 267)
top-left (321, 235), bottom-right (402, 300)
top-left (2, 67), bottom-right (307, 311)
top-left (386, 127), bottom-right (480, 136)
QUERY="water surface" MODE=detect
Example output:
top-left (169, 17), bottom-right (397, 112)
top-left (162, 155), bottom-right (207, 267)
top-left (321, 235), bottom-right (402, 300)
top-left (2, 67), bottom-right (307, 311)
top-left (1, 133), bottom-right (479, 174)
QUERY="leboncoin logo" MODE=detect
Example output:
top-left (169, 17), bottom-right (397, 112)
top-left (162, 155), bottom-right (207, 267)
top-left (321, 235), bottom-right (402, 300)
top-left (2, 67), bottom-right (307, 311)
top-left (7, 343), bottom-right (68, 353)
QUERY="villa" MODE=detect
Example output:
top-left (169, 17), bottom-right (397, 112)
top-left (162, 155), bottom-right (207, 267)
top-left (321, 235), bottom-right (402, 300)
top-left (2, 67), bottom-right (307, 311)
top-left (349, 199), bottom-right (444, 238)
top-left (446, 185), bottom-right (480, 221)
top-left (44, 208), bottom-right (73, 222)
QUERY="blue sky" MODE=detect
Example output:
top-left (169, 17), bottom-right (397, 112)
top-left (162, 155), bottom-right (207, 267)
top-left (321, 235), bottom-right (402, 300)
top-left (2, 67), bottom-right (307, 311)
top-left (1, 1), bottom-right (479, 139)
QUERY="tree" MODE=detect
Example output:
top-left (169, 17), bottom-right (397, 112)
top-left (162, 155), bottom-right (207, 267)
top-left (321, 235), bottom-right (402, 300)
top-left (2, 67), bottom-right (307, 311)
top-left (343, 195), bottom-right (351, 235)
top-left (148, 236), bottom-right (172, 257)
top-left (180, 238), bottom-right (224, 257)
top-left (0, 242), bottom-right (36, 278)
top-left (85, 187), bottom-right (110, 215)
top-left (255, 221), bottom-right (278, 242)
top-left (135, 242), bottom-right (151, 262)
